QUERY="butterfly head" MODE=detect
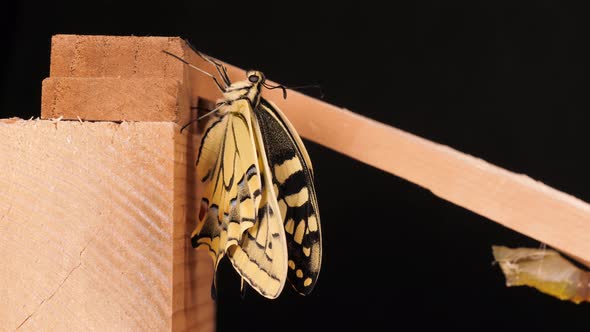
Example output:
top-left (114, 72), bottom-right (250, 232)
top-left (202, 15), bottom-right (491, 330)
top-left (249, 71), bottom-right (288, 99)
top-left (247, 71), bottom-right (266, 85)
top-left (241, 71), bottom-right (265, 104)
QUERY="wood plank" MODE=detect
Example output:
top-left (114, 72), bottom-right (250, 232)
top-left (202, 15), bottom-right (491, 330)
top-left (0, 119), bottom-right (214, 331)
top-left (42, 35), bottom-right (194, 123)
top-left (49, 35), bottom-right (186, 79)
top-left (41, 77), bottom-right (190, 122)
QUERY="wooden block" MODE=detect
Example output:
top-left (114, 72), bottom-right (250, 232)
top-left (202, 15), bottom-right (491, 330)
top-left (49, 35), bottom-right (186, 79)
top-left (42, 35), bottom-right (195, 123)
top-left (41, 77), bottom-right (190, 122)
top-left (0, 119), bottom-right (214, 331)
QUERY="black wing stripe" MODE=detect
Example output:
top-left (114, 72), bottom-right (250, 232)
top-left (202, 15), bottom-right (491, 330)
top-left (253, 99), bottom-right (322, 295)
top-left (278, 170), bottom-right (306, 198)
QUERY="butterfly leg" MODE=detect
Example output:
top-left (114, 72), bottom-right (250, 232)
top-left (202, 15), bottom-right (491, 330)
top-left (162, 48), bottom-right (227, 92)
top-left (201, 54), bottom-right (232, 88)
top-left (180, 102), bottom-right (228, 133)
top-left (184, 39), bottom-right (233, 87)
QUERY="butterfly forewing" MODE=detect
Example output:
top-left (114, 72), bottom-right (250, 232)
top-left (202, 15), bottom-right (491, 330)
top-left (193, 99), bottom-right (289, 299)
top-left (192, 102), bottom-right (262, 268)
top-left (254, 99), bottom-right (322, 294)
top-left (226, 100), bottom-right (289, 299)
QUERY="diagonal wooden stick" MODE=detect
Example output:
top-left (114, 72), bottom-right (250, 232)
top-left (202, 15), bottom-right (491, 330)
top-left (190, 54), bottom-right (590, 267)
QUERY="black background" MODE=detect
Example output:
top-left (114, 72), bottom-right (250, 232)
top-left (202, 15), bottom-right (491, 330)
top-left (2, 1), bottom-right (589, 331)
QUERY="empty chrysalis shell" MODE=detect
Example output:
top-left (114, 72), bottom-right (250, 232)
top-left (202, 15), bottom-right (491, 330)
top-left (492, 245), bottom-right (590, 304)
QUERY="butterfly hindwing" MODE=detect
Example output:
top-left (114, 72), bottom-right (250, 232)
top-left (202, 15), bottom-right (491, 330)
top-left (254, 99), bottom-right (322, 295)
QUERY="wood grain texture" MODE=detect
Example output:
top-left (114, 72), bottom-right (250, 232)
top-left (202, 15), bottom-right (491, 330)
top-left (49, 35), bottom-right (185, 79)
top-left (0, 119), bottom-right (214, 331)
top-left (41, 77), bottom-right (189, 122)
top-left (42, 35), bottom-right (193, 123)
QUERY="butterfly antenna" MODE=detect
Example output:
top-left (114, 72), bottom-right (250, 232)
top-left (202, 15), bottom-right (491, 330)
top-left (162, 50), bottom-right (226, 91)
top-left (288, 84), bottom-right (325, 99)
top-left (262, 82), bottom-right (288, 99)
top-left (262, 82), bottom-right (324, 99)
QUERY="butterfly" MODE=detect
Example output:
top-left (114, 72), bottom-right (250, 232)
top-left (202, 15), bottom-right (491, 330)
top-left (164, 46), bottom-right (322, 299)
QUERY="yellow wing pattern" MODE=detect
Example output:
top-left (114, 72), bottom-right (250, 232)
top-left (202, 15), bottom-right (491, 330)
top-left (193, 99), bottom-right (288, 298)
top-left (192, 101), bottom-right (260, 266)
top-left (254, 100), bottom-right (322, 294)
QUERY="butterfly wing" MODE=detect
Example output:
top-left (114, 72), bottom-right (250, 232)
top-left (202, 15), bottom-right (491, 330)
top-left (227, 172), bottom-right (289, 298)
top-left (226, 100), bottom-right (289, 299)
top-left (192, 103), bottom-right (261, 270)
top-left (193, 99), bottom-right (289, 299)
top-left (254, 98), bottom-right (322, 295)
